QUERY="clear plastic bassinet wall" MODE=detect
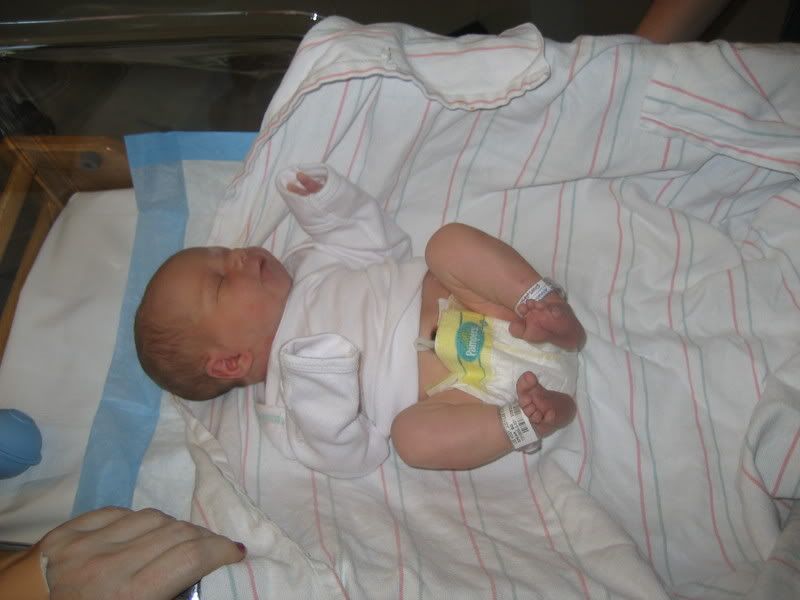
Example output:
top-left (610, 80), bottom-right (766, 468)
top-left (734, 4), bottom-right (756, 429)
top-left (0, 9), bottom-right (319, 354)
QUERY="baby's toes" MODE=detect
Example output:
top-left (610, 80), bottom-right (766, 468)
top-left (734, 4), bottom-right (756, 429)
top-left (508, 317), bottom-right (527, 339)
top-left (523, 404), bottom-right (544, 425)
top-left (516, 371), bottom-right (538, 395)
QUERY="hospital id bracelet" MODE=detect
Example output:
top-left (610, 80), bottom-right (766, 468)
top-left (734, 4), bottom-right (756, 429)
top-left (514, 278), bottom-right (567, 316)
top-left (499, 402), bottom-right (542, 454)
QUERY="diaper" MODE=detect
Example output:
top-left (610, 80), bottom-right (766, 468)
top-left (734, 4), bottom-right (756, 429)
top-left (419, 298), bottom-right (578, 406)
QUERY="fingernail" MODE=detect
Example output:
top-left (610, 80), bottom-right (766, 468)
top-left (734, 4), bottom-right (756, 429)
top-left (235, 542), bottom-right (247, 554)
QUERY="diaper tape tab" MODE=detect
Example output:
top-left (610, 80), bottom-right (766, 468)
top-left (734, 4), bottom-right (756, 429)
top-left (499, 402), bottom-right (541, 453)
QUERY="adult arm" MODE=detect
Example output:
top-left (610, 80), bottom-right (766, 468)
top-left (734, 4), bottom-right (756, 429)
top-left (635, 0), bottom-right (731, 42)
top-left (0, 507), bottom-right (245, 600)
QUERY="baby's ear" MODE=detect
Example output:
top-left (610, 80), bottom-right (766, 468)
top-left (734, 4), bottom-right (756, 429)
top-left (206, 351), bottom-right (253, 380)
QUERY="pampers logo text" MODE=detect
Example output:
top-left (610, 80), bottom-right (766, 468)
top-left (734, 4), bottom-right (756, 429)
top-left (456, 321), bottom-right (486, 362)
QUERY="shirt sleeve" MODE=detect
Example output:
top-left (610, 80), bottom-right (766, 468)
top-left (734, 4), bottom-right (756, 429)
top-left (278, 333), bottom-right (390, 478)
top-left (277, 164), bottom-right (412, 274)
top-left (0, 547), bottom-right (49, 600)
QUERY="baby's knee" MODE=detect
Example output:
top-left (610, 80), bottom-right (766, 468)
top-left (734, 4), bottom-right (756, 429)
top-left (425, 222), bottom-right (472, 267)
top-left (390, 412), bottom-right (429, 468)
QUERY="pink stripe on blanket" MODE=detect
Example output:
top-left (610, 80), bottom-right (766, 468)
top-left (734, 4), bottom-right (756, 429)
top-left (567, 37), bottom-right (583, 82)
top-left (660, 138), bottom-right (672, 170)
top-left (441, 111), bottom-right (482, 226)
top-left (771, 427), bottom-right (800, 496)
top-left (783, 277), bottom-right (800, 313)
top-left (769, 556), bottom-right (800, 575)
top-left (654, 178), bottom-right (675, 206)
top-left (575, 409), bottom-right (590, 486)
top-left (311, 472), bottom-right (350, 599)
top-left (194, 499), bottom-right (261, 600)
top-left (709, 168), bottom-right (758, 223)
top-left (297, 28), bottom-right (396, 55)
top-left (729, 45), bottom-right (784, 122)
top-left (680, 333), bottom-right (737, 571)
top-left (323, 80), bottom-right (351, 161)
top-left (776, 194), bottom-right (800, 211)
top-left (379, 465), bottom-right (405, 600)
top-left (606, 187), bottom-right (624, 345)
top-left (726, 270), bottom-right (762, 403)
top-left (240, 387), bottom-right (253, 491)
top-left (589, 47), bottom-right (620, 176)
top-left (385, 100), bottom-right (432, 211)
top-left (243, 138), bottom-right (274, 243)
top-left (742, 466), bottom-right (793, 510)
top-left (406, 44), bottom-right (537, 59)
top-left (626, 350), bottom-right (653, 563)
top-left (523, 455), bottom-right (591, 599)
top-left (451, 471), bottom-right (497, 600)
top-left (550, 183), bottom-right (565, 278)
top-left (346, 90), bottom-right (380, 179)
top-left (667, 211), bottom-right (682, 329)
top-left (641, 117), bottom-right (800, 168)
top-left (649, 80), bottom-right (783, 124)
top-left (499, 104), bottom-right (551, 238)
top-left (672, 215), bottom-right (736, 571)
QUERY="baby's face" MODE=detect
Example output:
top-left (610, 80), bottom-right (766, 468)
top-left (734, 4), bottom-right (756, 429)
top-left (154, 246), bottom-right (292, 380)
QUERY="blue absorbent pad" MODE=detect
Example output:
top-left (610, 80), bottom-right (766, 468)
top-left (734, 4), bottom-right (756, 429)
top-left (72, 131), bottom-right (255, 515)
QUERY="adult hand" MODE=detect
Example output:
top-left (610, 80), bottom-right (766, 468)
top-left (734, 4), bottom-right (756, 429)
top-left (37, 506), bottom-right (245, 600)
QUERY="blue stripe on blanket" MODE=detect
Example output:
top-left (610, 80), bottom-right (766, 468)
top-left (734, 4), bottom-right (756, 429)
top-left (72, 131), bottom-right (254, 515)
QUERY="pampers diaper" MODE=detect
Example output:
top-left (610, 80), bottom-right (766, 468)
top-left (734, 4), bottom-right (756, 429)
top-left (421, 298), bottom-right (578, 406)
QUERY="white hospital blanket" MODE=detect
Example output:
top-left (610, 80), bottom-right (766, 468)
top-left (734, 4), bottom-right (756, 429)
top-left (0, 16), bottom-right (797, 600)
top-left (197, 17), bottom-right (800, 599)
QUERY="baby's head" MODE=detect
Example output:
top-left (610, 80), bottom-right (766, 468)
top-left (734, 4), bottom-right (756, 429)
top-left (134, 246), bottom-right (292, 400)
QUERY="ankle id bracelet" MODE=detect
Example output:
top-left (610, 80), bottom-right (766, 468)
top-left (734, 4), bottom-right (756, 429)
top-left (499, 402), bottom-right (542, 454)
top-left (514, 278), bottom-right (566, 316)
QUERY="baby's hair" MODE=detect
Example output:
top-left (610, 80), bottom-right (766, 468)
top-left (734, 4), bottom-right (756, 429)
top-left (134, 273), bottom-right (237, 401)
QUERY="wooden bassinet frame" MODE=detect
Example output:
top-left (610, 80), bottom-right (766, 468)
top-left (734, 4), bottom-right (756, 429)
top-left (0, 136), bottom-right (131, 360)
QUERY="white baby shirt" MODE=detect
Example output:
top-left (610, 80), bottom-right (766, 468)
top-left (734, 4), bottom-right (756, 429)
top-left (258, 164), bottom-right (428, 478)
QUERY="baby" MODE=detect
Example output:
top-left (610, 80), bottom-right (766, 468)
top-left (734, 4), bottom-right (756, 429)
top-left (135, 164), bottom-right (585, 477)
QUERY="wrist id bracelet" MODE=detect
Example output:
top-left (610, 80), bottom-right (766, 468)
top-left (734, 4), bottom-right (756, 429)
top-left (514, 278), bottom-right (567, 316)
top-left (499, 402), bottom-right (542, 454)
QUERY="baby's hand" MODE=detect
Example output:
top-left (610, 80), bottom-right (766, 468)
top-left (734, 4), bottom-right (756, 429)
top-left (287, 171), bottom-right (325, 196)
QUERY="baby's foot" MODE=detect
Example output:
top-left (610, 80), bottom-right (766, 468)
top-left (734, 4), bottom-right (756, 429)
top-left (516, 372), bottom-right (576, 438)
top-left (509, 297), bottom-right (586, 350)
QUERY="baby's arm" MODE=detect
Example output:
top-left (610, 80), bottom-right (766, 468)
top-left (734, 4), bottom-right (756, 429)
top-left (425, 223), bottom-right (585, 350)
top-left (278, 165), bottom-right (412, 267)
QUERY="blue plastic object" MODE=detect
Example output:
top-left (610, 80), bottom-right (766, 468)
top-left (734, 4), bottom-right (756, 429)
top-left (0, 409), bottom-right (42, 478)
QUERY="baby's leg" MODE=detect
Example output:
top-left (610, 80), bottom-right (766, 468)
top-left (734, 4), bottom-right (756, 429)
top-left (391, 377), bottom-right (576, 470)
top-left (425, 223), bottom-right (585, 350)
top-left (391, 390), bottom-right (514, 470)
top-left (515, 372), bottom-right (576, 437)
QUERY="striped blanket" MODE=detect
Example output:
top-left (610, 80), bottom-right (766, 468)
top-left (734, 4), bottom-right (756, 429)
top-left (199, 17), bottom-right (800, 599)
top-left (1, 16), bottom-right (798, 600)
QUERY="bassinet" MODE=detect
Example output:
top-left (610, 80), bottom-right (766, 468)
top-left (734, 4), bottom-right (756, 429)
top-left (1, 12), bottom-right (799, 600)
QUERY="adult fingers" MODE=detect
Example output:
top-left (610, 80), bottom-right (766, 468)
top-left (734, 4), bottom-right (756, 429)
top-left (133, 534), bottom-right (246, 599)
top-left (84, 507), bottom-right (180, 545)
top-left (123, 516), bottom-right (218, 561)
top-left (52, 506), bottom-right (133, 534)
